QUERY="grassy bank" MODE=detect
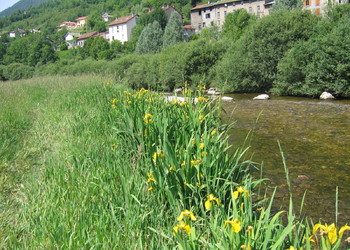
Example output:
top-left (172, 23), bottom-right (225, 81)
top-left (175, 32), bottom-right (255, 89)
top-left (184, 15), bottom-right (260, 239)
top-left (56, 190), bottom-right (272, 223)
top-left (1, 76), bottom-right (349, 248)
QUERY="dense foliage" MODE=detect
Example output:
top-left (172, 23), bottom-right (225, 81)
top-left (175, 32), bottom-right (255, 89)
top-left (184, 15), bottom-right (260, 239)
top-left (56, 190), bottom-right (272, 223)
top-left (0, 0), bottom-right (51, 18)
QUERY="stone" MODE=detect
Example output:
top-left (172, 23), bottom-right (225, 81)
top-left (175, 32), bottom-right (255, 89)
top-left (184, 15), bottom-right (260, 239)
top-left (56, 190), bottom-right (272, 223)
top-left (320, 92), bottom-right (335, 100)
top-left (253, 94), bottom-right (270, 100)
top-left (207, 88), bottom-right (220, 95)
top-left (174, 87), bottom-right (182, 93)
top-left (221, 96), bottom-right (234, 102)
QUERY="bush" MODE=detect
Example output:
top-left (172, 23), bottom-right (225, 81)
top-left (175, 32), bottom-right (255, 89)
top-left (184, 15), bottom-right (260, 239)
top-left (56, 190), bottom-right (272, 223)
top-left (273, 17), bottom-right (350, 98)
top-left (214, 10), bottom-right (319, 93)
top-left (2, 63), bottom-right (34, 80)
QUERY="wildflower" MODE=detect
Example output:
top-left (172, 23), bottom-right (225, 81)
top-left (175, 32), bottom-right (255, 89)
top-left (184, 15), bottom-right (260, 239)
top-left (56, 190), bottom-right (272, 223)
top-left (201, 151), bottom-right (208, 157)
top-left (199, 143), bottom-right (205, 150)
top-left (200, 173), bottom-right (204, 179)
top-left (177, 210), bottom-right (197, 221)
top-left (196, 182), bottom-right (201, 188)
top-left (241, 245), bottom-right (252, 250)
top-left (233, 186), bottom-right (249, 199)
top-left (197, 96), bottom-right (208, 102)
top-left (224, 219), bottom-right (241, 233)
top-left (147, 173), bottom-right (156, 183)
top-left (246, 226), bottom-right (253, 233)
top-left (181, 161), bottom-right (186, 167)
top-left (199, 114), bottom-right (204, 123)
top-left (173, 221), bottom-right (191, 235)
top-left (313, 223), bottom-right (338, 244)
top-left (148, 186), bottom-right (154, 192)
top-left (143, 114), bottom-right (153, 124)
top-left (191, 138), bottom-right (196, 144)
top-left (191, 158), bottom-right (202, 167)
top-left (286, 246), bottom-right (296, 250)
top-left (180, 102), bottom-right (187, 107)
top-left (205, 194), bottom-right (220, 210)
top-left (211, 129), bottom-right (217, 136)
top-left (152, 150), bottom-right (164, 163)
top-left (339, 225), bottom-right (350, 236)
top-left (169, 166), bottom-right (175, 172)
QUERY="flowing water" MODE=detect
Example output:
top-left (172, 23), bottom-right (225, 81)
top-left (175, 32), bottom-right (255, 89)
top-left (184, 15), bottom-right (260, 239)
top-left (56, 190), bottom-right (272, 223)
top-left (221, 94), bottom-right (350, 225)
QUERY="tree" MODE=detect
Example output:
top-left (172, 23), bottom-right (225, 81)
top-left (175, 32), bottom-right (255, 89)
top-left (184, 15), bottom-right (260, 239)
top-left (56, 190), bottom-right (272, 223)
top-left (163, 11), bottom-right (184, 49)
top-left (137, 8), bottom-right (167, 30)
top-left (222, 9), bottom-right (256, 41)
top-left (83, 36), bottom-right (111, 60)
top-left (87, 11), bottom-right (107, 32)
top-left (135, 21), bottom-right (163, 54)
top-left (271, 0), bottom-right (302, 11)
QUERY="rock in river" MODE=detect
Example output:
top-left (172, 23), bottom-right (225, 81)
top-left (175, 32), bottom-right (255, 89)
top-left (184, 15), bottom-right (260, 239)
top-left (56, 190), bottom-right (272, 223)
top-left (320, 92), bottom-right (335, 100)
top-left (253, 94), bottom-right (270, 100)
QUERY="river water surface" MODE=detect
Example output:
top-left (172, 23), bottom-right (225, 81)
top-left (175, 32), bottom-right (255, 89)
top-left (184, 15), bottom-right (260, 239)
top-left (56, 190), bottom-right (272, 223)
top-left (221, 94), bottom-right (350, 225)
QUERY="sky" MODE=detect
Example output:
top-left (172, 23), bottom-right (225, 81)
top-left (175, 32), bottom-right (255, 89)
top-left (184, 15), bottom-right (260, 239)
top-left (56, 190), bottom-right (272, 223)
top-left (0, 0), bottom-right (20, 12)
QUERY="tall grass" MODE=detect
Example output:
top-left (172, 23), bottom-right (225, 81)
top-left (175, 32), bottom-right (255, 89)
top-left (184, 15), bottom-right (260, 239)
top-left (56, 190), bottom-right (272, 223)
top-left (1, 76), bottom-right (349, 248)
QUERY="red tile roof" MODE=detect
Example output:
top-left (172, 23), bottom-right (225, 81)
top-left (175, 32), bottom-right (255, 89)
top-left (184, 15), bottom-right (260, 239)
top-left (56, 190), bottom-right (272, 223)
top-left (76, 16), bottom-right (88, 21)
top-left (77, 31), bottom-right (98, 40)
top-left (191, 3), bottom-right (213, 10)
top-left (183, 25), bottom-right (195, 30)
top-left (108, 15), bottom-right (137, 26)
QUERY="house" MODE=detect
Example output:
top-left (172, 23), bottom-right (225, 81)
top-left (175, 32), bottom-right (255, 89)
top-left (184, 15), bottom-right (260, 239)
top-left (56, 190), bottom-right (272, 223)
top-left (191, 0), bottom-right (269, 33)
top-left (303, 0), bottom-right (330, 15)
top-left (108, 14), bottom-right (138, 44)
top-left (76, 31), bottom-right (98, 47)
top-left (65, 32), bottom-right (81, 49)
top-left (183, 25), bottom-right (196, 41)
top-left (58, 21), bottom-right (77, 30)
top-left (76, 16), bottom-right (88, 28)
top-left (8, 29), bottom-right (26, 38)
top-left (102, 12), bottom-right (113, 22)
top-left (98, 31), bottom-right (109, 40)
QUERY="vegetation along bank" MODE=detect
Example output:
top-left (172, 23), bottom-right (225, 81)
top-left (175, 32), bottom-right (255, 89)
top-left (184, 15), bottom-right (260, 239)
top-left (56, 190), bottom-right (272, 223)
top-left (1, 3), bottom-right (350, 98)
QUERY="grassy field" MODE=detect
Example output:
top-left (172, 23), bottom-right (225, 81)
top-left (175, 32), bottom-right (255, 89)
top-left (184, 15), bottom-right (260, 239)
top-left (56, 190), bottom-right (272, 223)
top-left (0, 76), bottom-right (349, 249)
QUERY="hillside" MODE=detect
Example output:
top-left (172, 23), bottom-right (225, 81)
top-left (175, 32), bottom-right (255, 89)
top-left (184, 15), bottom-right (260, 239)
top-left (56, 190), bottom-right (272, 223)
top-left (0, 0), bottom-right (198, 33)
top-left (0, 0), bottom-right (52, 18)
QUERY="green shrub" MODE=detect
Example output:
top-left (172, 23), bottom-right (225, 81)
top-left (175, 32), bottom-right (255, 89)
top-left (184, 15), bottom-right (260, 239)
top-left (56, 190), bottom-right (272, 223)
top-left (214, 10), bottom-right (319, 93)
top-left (3, 63), bottom-right (34, 80)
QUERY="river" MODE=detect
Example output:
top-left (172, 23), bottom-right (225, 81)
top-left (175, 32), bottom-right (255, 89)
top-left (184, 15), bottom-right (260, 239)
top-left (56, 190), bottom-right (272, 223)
top-left (221, 94), bottom-right (350, 225)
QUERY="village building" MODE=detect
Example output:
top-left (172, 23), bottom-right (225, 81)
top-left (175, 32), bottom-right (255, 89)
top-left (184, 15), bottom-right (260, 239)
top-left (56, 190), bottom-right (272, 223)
top-left (183, 25), bottom-right (196, 41)
top-left (108, 14), bottom-right (138, 44)
top-left (75, 16), bottom-right (88, 28)
top-left (102, 12), bottom-right (113, 22)
top-left (76, 31), bottom-right (98, 47)
top-left (8, 29), bottom-right (26, 38)
top-left (58, 21), bottom-right (77, 30)
top-left (65, 32), bottom-right (81, 49)
top-left (191, 0), bottom-right (271, 33)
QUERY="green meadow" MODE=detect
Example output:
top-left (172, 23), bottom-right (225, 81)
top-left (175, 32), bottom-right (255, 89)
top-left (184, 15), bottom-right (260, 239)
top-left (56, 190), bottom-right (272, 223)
top-left (1, 76), bottom-right (349, 249)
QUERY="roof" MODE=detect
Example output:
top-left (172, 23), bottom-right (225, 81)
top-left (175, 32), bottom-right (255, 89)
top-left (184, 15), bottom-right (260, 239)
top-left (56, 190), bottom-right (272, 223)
top-left (76, 16), bottom-right (88, 21)
top-left (191, 3), bottom-right (214, 10)
top-left (108, 15), bottom-right (137, 26)
top-left (77, 31), bottom-right (98, 40)
top-left (60, 21), bottom-right (77, 26)
top-left (183, 25), bottom-right (195, 30)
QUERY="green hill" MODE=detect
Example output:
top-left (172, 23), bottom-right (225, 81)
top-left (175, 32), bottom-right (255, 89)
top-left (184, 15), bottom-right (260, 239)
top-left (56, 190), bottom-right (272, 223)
top-left (0, 0), bottom-right (52, 18)
top-left (0, 0), bottom-right (198, 33)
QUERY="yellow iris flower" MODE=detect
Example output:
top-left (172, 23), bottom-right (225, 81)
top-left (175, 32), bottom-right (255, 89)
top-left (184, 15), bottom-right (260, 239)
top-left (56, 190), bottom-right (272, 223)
top-left (147, 173), bottom-right (156, 183)
top-left (233, 186), bottom-right (249, 199)
top-left (177, 210), bottom-right (197, 221)
top-left (173, 221), bottom-right (191, 235)
top-left (224, 219), bottom-right (241, 233)
top-left (143, 113), bottom-right (153, 124)
top-left (313, 223), bottom-right (337, 244)
top-left (205, 194), bottom-right (220, 210)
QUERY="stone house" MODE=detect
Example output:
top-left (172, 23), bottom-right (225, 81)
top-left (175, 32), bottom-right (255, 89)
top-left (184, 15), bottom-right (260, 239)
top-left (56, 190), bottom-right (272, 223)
top-left (75, 16), bottom-right (88, 28)
top-left (58, 21), bottom-right (77, 30)
top-left (76, 31), bottom-right (98, 47)
top-left (108, 15), bottom-right (138, 44)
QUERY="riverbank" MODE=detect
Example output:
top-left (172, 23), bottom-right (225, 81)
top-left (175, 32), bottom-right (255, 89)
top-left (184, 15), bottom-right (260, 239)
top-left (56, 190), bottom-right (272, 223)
top-left (1, 76), bottom-right (350, 248)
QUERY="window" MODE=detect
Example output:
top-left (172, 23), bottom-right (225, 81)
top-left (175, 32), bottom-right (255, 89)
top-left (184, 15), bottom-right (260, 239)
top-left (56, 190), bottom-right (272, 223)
top-left (203, 22), bottom-right (206, 27)
top-left (217, 12), bottom-right (220, 18)
top-left (224, 11), bottom-right (227, 17)
top-left (257, 5), bottom-right (260, 12)
top-left (316, 0), bottom-right (320, 4)
top-left (217, 20), bottom-right (221, 26)
top-left (241, 1), bottom-right (244, 4)
top-left (117, 26), bottom-right (119, 33)
top-left (315, 8), bottom-right (321, 15)
top-left (206, 13), bottom-right (211, 19)
top-left (199, 10), bottom-right (201, 15)
top-left (198, 24), bottom-right (202, 30)
top-left (249, 7), bottom-right (253, 13)
top-left (304, 0), bottom-right (310, 6)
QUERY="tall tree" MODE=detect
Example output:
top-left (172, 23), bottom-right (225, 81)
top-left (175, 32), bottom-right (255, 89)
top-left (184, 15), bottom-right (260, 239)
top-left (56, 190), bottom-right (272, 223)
top-left (163, 11), bottom-right (184, 49)
top-left (135, 21), bottom-right (163, 54)
top-left (222, 9), bottom-right (256, 41)
top-left (271, 0), bottom-right (303, 11)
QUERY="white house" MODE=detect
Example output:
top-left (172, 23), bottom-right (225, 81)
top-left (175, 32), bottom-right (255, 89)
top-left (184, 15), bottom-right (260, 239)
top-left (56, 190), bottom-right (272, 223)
top-left (102, 12), bottom-right (113, 22)
top-left (108, 14), bottom-right (138, 44)
top-left (65, 32), bottom-right (81, 49)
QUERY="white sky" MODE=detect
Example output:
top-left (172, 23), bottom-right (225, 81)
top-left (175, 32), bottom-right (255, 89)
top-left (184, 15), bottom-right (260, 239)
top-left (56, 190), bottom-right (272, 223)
top-left (0, 0), bottom-right (20, 12)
